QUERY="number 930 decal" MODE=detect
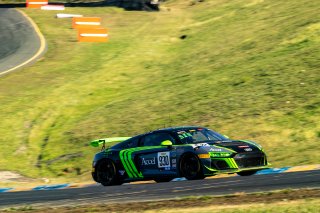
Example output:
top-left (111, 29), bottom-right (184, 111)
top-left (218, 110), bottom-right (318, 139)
top-left (157, 152), bottom-right (170, 168)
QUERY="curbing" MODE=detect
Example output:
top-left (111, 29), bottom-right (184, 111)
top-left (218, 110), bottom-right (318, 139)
top-left (1, 164), bottom-right (319, 193)
top-left (0, 188), bottom-right (13, 193)
top-left (285, 164), bottom-right (320, 172)
top-left (256, 167), bottom-right (291, 175)
top-left (32, 184), bottom-right (70, 191)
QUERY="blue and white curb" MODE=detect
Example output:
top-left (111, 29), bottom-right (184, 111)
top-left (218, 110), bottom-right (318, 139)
top-left (256, 167), bottom-right (291, 175)
top-left (0, 188), bottom-right (13, 193)
top-left (32, 184), bottom-right (70, 191)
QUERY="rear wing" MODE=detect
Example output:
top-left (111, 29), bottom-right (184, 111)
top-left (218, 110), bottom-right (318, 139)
top-left (90, 137), bottom-right (131, 148)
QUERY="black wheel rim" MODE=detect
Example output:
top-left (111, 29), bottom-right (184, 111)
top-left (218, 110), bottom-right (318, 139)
top-left (97, 160), bottom-right (115, 184)
top-left (181, 155), bottom-right (200, 179)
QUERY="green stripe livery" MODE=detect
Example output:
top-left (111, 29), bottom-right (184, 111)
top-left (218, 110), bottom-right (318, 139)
top-left (119, 146), bottom-right (162, 179)
top-left (211, 157), bottom-right (238, 169)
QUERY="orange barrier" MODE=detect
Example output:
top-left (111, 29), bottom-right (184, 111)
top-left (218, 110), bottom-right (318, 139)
top-left (77, 28), bottom-right (108, 42)
top-left (72, 17), bottom-right (102, 29)
top-left (26, 0), bottom-right (48, 8)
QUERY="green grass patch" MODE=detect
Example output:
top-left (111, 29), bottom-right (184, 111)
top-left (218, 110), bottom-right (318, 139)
top-left (147, 199), bottom-right (320, 213)
top-left (2, 188), bottom-right (320, 212)
top-left (0, 0), bottom-right (319, 180)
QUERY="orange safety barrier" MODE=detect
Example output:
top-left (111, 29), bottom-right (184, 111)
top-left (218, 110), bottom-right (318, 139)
top-left (26, 0), bottom-right (48, 8)
top-left (72, 17), bottom-right (102, 29)
top-left (77, 28), bottom-right (108, 42)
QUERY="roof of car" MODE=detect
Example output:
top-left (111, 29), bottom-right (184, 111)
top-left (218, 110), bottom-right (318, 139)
top-left (159, 126), bottom-right (205, 130)
top-left (123, 126), bottom-right (208, 141)
top-left (155, 126), bottom-right (206, 132)
top-left (110, 126), bottom-right (210, 148)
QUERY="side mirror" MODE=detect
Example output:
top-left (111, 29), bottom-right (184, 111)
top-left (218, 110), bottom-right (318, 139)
top-left (161, 140), bottom-right (173, 147)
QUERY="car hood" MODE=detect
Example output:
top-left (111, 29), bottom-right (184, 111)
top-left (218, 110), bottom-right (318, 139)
top-left (196, 140), bottom-right (262, 153)
top-left (215, 140), bottom-right (262, 153)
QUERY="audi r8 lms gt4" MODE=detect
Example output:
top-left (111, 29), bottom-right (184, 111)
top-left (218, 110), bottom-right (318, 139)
top-left (91, 126), bottom-right (270, 186)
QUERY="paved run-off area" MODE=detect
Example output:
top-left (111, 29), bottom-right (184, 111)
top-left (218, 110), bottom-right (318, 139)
top-left (0, 8), bottom-right (46, 76)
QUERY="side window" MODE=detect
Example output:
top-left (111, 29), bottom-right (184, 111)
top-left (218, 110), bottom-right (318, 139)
top-left (140, 133), bottom-right (175, 147)
top-left (121, 137), bottom-right (139, 149)
top-left (191, 131), bottom-right (208, 142)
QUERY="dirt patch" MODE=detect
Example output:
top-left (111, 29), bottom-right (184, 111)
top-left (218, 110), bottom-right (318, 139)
top-left (0, 171), bottom-right (31, 183)
top-left (4, 188), bottom-right (320, 212)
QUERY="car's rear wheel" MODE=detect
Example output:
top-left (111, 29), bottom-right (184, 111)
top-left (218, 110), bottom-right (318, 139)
top-left (179, 153), bottom-right (204, 180)
top-left (96, 159), bottom-right (121, 186)
top-left (237, 170), bottom-right (257, 176)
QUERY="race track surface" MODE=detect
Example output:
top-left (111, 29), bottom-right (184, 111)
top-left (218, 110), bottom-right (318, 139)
top-left (0, 170), bottom-right (319, 208)
top-left (0, 8), bottom-right (44, 75)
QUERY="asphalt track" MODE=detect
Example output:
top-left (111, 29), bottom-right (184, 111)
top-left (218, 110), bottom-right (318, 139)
top-left (0, 170), bottom-right (319, 208)
top-left (0, 8), bottom-right (45, 75)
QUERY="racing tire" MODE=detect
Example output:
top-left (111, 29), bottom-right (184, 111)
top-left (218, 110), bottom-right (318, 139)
top-left (96, 159), bottom-right (122, 186)
top-left (154, 177), bottom-right (173, 183)
top-left (179, 153), bottom-right (204, 180)
top-left (237, 170), bottom-right (257, 176)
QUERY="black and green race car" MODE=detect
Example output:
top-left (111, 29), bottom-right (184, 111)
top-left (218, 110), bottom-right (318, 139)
top-left (91, 126), bottom-right (270, 186)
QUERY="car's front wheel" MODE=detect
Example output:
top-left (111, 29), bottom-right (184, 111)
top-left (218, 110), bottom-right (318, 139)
top-left (179, 153), bottom-right (204, 180)
top-left (96, 159), bottom-right (121, 186)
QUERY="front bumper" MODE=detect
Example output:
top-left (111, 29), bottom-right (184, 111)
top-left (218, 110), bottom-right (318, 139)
top-left (202, 152), bottom-right (269, 175)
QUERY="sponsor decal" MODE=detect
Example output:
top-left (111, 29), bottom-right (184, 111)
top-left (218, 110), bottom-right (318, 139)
top-left (209, 152), bottom-right (232, 157)
top-left (210, 148), bottom-right (222, 152)
top-left (178, 132), bottom-right (192, 140)
top-left (120, 147), bottom-right (158, 179)
top-left (197, 143), bottom-right (210, 147)
top-left (171, 151), bottom-right (177, 158)
top-left (158, 152), bottom-right (171, 168)
top-left (171, 159), bottom-right (177, 168)
top-left (119, 170), bottom-right (125, 176)
top-left (244, 148), bottom-right (253, 152)
top-left (238, 145), bottom-right (249, 148)
top-left (192, 143), bottom-right (210, 149)
top-left (141, 157), bottom-right (156, 166)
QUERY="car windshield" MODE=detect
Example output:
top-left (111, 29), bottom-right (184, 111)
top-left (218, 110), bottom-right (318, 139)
top-left (175, 128), bottom-right (228, 144)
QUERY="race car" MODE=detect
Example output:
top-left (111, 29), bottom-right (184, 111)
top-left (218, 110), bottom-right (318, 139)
top-left (91, 126), bottom-right (270, 186)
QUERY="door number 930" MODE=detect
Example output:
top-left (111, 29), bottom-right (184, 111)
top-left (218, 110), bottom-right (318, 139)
top-left (158, 152), bottom-right (170, 168)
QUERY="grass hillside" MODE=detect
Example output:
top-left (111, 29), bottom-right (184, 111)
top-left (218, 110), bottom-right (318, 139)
top-left (0, 0), bottom-right (319, 181)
